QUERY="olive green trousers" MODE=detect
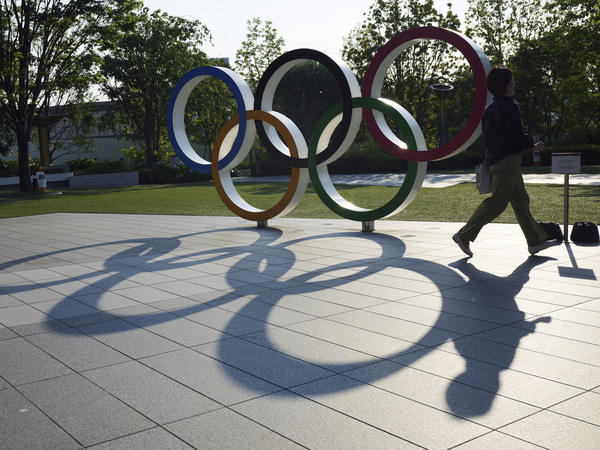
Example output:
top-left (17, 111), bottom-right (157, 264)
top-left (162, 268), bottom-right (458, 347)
top-left (458, 152), bottom-right (548, 246)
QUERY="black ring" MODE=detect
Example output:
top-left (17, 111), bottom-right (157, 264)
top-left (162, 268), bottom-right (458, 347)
top-left (254, 49), bottom-right (356, 168)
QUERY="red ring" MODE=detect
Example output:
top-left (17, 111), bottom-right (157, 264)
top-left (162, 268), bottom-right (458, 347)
top-left (362, 27), bottom-right (491, 162)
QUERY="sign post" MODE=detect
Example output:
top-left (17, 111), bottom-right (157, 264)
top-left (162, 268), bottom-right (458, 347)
top-left (551, 153), bottom-right (581, 240)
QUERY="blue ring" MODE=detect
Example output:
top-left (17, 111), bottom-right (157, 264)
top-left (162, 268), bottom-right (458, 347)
top-left (167, 66), bottom-right (252, 173)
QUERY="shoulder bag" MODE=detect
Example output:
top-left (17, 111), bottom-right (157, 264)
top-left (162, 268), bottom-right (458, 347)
top-left (475, 161), bottom-right (492, 195)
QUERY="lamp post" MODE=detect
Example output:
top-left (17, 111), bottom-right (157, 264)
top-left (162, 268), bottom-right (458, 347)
top-left (430, 83), bottom-right (454, 147)
top-left (33, 114), bottom-right (66, 167)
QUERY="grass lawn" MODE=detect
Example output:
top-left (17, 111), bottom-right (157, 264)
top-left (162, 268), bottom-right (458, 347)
top-left (1, 179), bottom-right (598, 225)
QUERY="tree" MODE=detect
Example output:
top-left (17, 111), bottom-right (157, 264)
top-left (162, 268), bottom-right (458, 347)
top-left (465, 0), bottom-right (548, 65)
top-left (0, 0), bottom-right (118, 191)
top-left (548, 0), bottom-right (600, 139)
top-left (235, 18), bottom-right (285, 92)
top-left (341, 0), bottom-right (461, 147)
top-left (99, 7), bottom-right (212, 169)
top-left (508, 0), bottom-right (600, 142)
top-left (184, 73), bottom-right (238, 164)
top-left (43, 102), bottom-right (100, 163)
top-left (233, 18), bottom-right (285, 174)
top-left (273, 61), bottom-right (342, 143)
top-left (0, 115), bottom-right (14, 157)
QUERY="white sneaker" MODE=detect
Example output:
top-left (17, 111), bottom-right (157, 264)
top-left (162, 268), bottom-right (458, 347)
top-left (528, 239), bottom-right (558, 255)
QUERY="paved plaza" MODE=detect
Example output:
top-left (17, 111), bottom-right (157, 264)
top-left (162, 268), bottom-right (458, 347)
top-left (1, 213), bottom-right (599, 448)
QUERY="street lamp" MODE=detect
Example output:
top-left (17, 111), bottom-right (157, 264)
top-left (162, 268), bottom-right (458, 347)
top-left (430, 83), bottom-right (454, 147)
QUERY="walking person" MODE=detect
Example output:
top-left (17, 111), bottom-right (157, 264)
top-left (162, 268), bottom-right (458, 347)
top-left (453, 66), bottom-right (557, 257)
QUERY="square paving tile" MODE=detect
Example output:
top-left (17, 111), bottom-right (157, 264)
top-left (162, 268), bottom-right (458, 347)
top-left (83, 361), bottom-right (222, 424)
top-left (0, 337), bottom-right (73, 385)
top-left (141, 348), bottom-right (282, 405)
top-left (165, 407), bottom-right (301, 449)
top-left (18, 373), bottom-right (155, 448)
top-left (26, 327), bottom-right (131, 371)
top-left (77, 318), bottom-right (183, 359)
top-left (86, 427), bottom-right (193, 449)
top-left (194, 337), bottom-right (334, 388)
top-left (0, 388), bottom-right (80, 449)
top-left (292, 374), bottom-right (489, 449)
top-left (499, 410), bottom-right (600, 449)
top-left (232, 391), bottom-right (418, 448)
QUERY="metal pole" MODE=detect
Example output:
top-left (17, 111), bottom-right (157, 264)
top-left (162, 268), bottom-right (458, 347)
top-left (564, 173), bottom-right (569, 241)
top-left (34, 114), bottom-right (66, 167)
top-left (38, 125), bottom-right (51, 167)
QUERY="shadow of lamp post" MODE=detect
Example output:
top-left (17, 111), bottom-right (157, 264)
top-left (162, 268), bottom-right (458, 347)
top-left (430, 84), bottom-right (454, 147)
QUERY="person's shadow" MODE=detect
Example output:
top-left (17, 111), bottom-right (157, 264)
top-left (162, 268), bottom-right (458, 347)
top-left (444, 257), bottom-right (553, 417)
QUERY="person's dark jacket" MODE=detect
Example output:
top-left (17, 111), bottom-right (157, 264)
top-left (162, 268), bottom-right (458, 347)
top-left (482, 95), bottom-right (534, 166)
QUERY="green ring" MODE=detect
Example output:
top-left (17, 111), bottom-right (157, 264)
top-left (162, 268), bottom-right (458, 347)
top-left (308, 97), bottom-right (427, 222)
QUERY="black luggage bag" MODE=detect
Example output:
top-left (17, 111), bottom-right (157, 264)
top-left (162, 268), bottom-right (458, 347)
top-left (539, 222), bottom-right (564, 241)
top-left (570, 222), bottom-right (599, 243)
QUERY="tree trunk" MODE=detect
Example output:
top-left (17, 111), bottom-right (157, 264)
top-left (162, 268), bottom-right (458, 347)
top-left (17, 128), bottom-right (32, 192)
top-left (144, 107), bottom-right (154, 169)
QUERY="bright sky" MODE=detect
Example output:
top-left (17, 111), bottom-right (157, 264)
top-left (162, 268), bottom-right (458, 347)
top-left (143, 0), bottom-right (469, 65)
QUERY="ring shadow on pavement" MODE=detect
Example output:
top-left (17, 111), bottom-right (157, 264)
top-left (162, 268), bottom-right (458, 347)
top-left (1, 226), bottom-right (553, 419)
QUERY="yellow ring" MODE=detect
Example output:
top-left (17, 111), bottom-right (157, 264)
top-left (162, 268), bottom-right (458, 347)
top-left (211, 110), bottom-right (309, 222)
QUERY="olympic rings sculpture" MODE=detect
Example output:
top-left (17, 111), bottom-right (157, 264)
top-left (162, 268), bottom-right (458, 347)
top-left (167, 27), bottom-right (492, 225)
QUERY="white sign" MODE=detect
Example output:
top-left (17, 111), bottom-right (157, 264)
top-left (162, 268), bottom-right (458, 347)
top-left (552, 153), bottom-right (581, 174)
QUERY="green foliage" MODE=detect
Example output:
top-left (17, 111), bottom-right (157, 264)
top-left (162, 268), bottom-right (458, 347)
top-left (336, 0), bottom-right (599, 157)
top-left (509, 29), bottom-right (597, 142)
top-left (99, 5), bottom-right (212, 169)
top-left (534, 145), bottom-right (600, 166)
top-left (68, 157), bottom-right (128, 175)
top-left (559, 127), bottom-right (600, 147)
top-left (0, 0), bottom-right (123, 191)
top-left (274, 61), bottom-right (343, 145)
top-left (43, 102), bottom-right (101, 164)
top-left (138, 163), bottom-right (211, 184)
top-left (252, 136), bottom-right (488, 176)
top-left (120, 145), bottom-right (148, 171)
top-left (465, 0), bottom-right (599, 145)
top-left (233, 17), bottom-right (286, 174)
top-left (341, 0), bottom-right (463, 148)
top-left (0, 160), bottom-right (18, 177)
top-left (235, 18), bottom-right (285, 91)
top-left (184, 72), bottom-right (238, 162)
top-left (328, 146), bottom-right (407, 174)
top-left (65, 156), bottom-right (213, 184)
top-left (0, 157), bottom-right (49, 177)
top-left (0, 116), bottom-right (14, 157)
top-left (2, 0), bottom-right (595, 191)
top-left (465, 0), bottom-right (547, 65)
